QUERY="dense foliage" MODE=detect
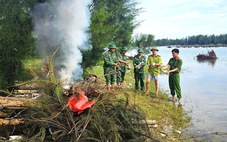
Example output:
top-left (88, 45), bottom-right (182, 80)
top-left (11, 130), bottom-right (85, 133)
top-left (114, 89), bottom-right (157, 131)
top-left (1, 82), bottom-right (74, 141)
top-left (0, 0), bottom-right (48, 89)
top-left (132, 34), bottom-right (155, 49)
top-left (155, 34), bottom-right (227, 46)
top-left (82, 0), bottom-right (141, 72)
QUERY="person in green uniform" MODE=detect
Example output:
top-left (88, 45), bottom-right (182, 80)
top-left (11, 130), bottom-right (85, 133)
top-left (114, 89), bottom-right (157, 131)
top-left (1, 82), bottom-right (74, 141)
top-left (116, 47), bottom-right (129, 89)
top-left (162, 48), bottom-right (183, 105)
top-left (133, 48), bottom-right (146, 91)
top-left (103, 44), bottom-right (121, 90)
top-left (144, 47), bottom-right (162, 96)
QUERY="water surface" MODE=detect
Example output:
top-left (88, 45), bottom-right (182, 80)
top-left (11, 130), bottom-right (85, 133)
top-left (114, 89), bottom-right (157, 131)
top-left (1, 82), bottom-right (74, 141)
top-left (157, 47), bottom-right (227, 140)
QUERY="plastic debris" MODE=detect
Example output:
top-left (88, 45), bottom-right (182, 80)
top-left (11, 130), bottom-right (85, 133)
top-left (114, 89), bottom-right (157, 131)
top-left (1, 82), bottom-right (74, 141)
top-left (9, 135), bottom-right (23, 141)
top-left (175, 130), bottom-right (182, 134)
top-left (68, 91), bottom-right (95, 114)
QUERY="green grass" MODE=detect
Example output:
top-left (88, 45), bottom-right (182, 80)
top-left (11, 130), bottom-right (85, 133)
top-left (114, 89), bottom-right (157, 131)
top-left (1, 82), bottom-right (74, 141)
top-left (15, 58), bottom-right (42, 82)
top-left (22, 58), bottom-right (42, 70)
top-left (86, 60), bottom-right (191, 142)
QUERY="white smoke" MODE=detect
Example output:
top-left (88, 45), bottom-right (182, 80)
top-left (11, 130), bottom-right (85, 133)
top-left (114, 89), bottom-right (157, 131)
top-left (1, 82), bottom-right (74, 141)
top-left (33, 0), bottom-right (92, 82)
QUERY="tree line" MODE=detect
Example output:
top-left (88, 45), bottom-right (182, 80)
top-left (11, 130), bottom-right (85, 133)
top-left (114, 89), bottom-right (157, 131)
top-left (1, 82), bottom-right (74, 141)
top-left (0, 0), bottom-right (142, 89)
top-left (155, 34), bottom-right (227, 46)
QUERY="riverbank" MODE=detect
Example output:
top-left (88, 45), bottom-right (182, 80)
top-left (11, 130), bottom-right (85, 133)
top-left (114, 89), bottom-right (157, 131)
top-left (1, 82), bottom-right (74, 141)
top-left (156, 46), bottom-right (227, 141)
top-left (86, 60), bottom-right (191, 141)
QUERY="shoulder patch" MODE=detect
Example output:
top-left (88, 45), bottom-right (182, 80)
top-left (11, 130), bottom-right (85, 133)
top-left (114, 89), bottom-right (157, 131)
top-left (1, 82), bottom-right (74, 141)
top-left (177, 58), bottom-right (181, 60)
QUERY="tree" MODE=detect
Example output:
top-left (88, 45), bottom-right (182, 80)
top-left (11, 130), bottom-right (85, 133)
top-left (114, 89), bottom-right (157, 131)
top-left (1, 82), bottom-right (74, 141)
top-left (109, 0), bottom-right (141, 47)
top-left (133, 34), bottom-right (155, 48)
top-left (0, 0), bottom-right (46, 89)
top-left (82, 0), bottom-right (141, 75)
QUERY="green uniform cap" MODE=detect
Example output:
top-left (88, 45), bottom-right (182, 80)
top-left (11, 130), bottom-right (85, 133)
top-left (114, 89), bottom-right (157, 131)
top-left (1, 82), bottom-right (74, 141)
top-left (121, 47), bottom-right (128, 51)
top-left (151, 47), bottom-right (159, 51)
top-left (108, 44), bottom-right (117, 49)
top-left (137, 48), bottom-right (144, 53)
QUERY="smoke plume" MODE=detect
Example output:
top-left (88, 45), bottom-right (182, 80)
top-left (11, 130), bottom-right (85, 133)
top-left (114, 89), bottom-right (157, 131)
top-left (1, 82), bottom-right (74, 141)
top-left (33, 0), bottom-right (92, 82)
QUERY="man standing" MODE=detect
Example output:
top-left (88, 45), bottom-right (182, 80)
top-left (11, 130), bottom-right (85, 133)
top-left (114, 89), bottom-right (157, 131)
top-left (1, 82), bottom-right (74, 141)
top-left (103, 44), bottom-right (120, 90)
top-left (116, 47), bottom-right (129, 89)
top-left (162, 49), bottom-right (183, 105)
top-left (144, 47), bottom-right (162, 96)
top-left (133, 48), bottom-right (146, 91)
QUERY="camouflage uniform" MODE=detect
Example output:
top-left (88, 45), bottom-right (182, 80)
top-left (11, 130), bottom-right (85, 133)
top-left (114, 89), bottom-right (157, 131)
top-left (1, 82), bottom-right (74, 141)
top-left (103, 51), bottom-right (121, 85)
top-left (116, 53), bottom-right (123, 85)
top-left (119, 53), bottom-right (128, 83)
top-left (133, 49), bottom-right (146, 90)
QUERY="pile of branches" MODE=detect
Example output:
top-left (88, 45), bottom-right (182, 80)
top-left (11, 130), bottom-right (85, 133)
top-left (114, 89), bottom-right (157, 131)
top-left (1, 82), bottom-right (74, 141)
top-left (0, 53), bottom-right (156, 141)
top-left (20, 91), bottom-right (155, 142)
top-left (196, 50), bottom-right (217, 60)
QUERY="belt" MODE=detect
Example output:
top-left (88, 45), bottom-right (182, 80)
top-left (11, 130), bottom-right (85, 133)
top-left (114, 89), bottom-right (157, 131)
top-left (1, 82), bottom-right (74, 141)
top-left (170, 72), bottom-right (179, 75)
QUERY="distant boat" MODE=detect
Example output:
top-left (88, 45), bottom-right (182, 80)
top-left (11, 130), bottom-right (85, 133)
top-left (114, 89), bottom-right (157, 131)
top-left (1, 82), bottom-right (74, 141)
top-left (167, 45), bottom-right (172, 48)
top-left (196, 50), bottom-right (217, 60)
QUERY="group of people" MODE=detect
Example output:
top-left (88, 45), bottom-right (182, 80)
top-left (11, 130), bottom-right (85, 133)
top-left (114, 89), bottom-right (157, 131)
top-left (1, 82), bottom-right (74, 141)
top-left (103, 44), bottom-right (183, 105)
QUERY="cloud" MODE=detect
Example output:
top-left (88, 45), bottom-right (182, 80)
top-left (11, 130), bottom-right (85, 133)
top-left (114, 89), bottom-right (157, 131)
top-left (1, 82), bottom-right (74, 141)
top-left (135, 0), bottom-right (227, 39)
top-left (169, 12), bottom-right (200, 20)
top-left (169, 12), bottom-right (227, 20)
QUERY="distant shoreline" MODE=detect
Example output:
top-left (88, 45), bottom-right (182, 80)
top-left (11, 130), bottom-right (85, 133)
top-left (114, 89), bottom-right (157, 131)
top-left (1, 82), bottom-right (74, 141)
top-left (165, 44), bottom-right (227, 48)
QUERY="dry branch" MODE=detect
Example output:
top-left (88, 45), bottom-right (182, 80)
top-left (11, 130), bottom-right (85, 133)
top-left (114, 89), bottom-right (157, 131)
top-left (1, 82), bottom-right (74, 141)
top-left (0, 96), bottom-right (38, 109)
top-left (0, 118), bottom-right (24, 126)
top-left (0, 111), bottom-right (8, 118)
top-left (13, 90), bottom-right (40, 94)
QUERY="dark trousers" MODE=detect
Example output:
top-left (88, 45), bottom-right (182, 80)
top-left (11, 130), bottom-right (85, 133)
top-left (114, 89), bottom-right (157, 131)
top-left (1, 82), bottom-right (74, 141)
top-left (116, 68), bottom-right (122, 84)
top-left (121, 72), bottom-right (126, 82)
top-left (134, 72), bottom-right (145, 90)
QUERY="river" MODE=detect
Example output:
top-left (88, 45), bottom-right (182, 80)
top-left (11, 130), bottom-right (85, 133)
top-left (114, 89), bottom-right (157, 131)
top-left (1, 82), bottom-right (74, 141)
top-left (126, 47), bottom-right (227, 140)
top-left (154, 46), bottom-right (227, 141)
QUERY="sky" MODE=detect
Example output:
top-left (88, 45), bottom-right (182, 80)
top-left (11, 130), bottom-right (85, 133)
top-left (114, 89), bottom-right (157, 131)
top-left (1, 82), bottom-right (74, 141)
top-left (134, 0), bottom-right (227, 39)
